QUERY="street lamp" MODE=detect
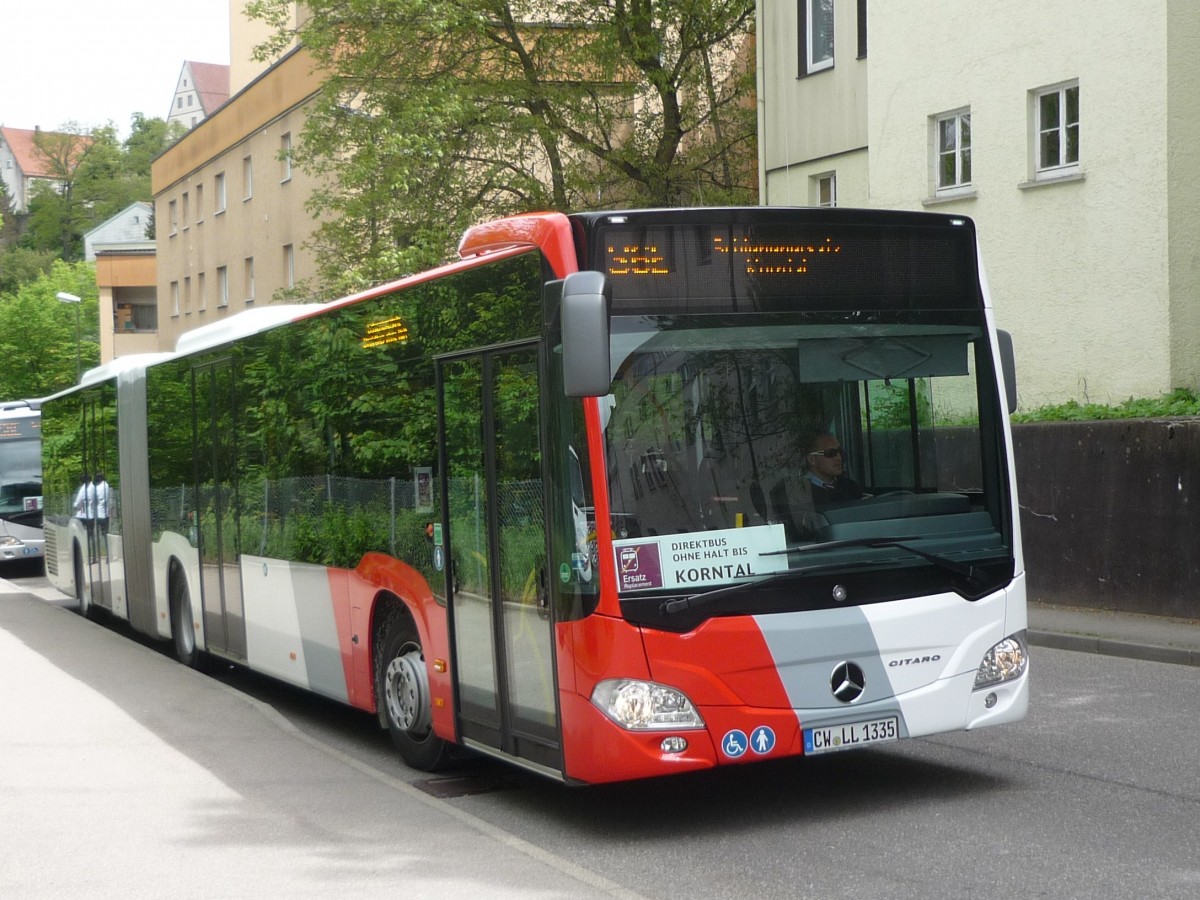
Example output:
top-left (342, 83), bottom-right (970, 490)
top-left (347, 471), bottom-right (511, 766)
top-left (56, 291), bottom-right (82, 382)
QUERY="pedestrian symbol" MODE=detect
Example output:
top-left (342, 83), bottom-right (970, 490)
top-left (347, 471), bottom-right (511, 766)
top-left (721, 729), bottom-right (748, 758)
top-left (750, 725), bottom-right (776, 754)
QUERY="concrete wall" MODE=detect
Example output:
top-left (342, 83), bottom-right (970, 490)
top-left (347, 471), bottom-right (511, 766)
top-left (1015, 418), bottom-right (1200, 619)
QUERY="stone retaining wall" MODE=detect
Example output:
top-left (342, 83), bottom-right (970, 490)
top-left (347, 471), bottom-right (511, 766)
top-left (1013, 419), bottom-right (1200, 619)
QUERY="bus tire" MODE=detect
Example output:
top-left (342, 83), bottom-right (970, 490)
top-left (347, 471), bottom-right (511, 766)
top-left (378, 618), bottom-right (450, 771)
top-left (74, 544), bottom-right (94, 620)
top-left (170, 573), bottom-right (202, 669)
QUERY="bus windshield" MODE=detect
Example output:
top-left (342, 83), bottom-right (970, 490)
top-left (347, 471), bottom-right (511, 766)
top-left (602, 312), bottom-right (1012, 624)
top-left (0, 434), bottom-right (42, 520)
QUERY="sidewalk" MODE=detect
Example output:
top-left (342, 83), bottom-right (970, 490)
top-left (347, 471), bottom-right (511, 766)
top-left (1028, 601), bottom-right (1200, 667)
top-left (0, 585), bottom-right (642, 900)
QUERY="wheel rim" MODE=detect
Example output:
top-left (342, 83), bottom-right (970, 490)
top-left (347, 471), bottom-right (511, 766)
top-left (384, 647), bottom-right (432, 737)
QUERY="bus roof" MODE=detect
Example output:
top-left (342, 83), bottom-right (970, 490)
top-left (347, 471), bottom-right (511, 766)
top-left (173, 304), bottom-right (327, 357)
top-left (0, 399), bottom-right (40, 412)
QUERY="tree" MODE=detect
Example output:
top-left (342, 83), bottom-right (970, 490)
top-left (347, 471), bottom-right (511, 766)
top-left (21, 116), bottom-right (182, 261)
top-left (246, 0), bottom-right (758, 292)
top-left (0, 259), bottom-right (99, 398)
top-left (20, 124), bottom-right (97, 260)
top-left (0, 246), bottom-right (58, 296)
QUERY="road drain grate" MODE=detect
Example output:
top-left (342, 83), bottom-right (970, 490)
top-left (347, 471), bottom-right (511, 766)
top-left (413, 773), bottom-right (516, 798)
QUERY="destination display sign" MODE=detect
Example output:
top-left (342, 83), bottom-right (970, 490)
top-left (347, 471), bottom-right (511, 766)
top-left (0, 418), bottom-right (39, 441)
top-left (598, 220), bottom-right (978, 311)
top-left (612, 524), bottom-right (788, 593)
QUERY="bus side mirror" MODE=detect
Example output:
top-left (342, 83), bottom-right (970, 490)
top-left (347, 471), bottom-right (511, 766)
top-left (560, 271), bottom-right (612, 397)
top-left (997, 329), bottom-right (1017, 415)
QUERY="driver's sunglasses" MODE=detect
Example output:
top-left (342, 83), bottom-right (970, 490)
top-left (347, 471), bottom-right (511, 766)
top-left (808, 447), bottom-right (844, 458)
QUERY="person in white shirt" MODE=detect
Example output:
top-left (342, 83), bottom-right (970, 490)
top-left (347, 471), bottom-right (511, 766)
top-left (73, 474), bottom-right (97, 561)
top-left (93, 473), bottom-right (111, 558)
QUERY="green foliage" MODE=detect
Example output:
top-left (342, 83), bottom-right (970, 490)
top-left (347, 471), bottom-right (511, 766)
top-left (0, 259), bottom-right (99, 398)
top-left (1012, 389), bottom-right (1200, 422)
top-left (0, 246), bottom-right (58, 295)
top-left (17, 117), bottom-right (181, 261)
top-left (246, 0), bottom-right (758, 294)
top-left (867, 380), bottom-right (933, 429)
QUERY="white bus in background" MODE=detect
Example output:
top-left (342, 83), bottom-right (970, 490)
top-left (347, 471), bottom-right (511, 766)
top-left (0, 400), bottom-right (44, 565)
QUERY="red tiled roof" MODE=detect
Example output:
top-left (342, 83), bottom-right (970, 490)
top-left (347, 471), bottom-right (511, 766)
top-left (0, 126), bottom-right (91, 178)
top-left (186, 61), bottom-right (231, 115)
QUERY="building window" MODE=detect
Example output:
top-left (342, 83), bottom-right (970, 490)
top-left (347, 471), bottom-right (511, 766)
top-left (812, 172), bottom-right (837, 207)
top-left (243, 155), bottom-right (253, 200)
top-left (245, 257), bottom-right (255, 303)
top-left (1034, 82), bottom-right (1079, 176)
top-left (116, 301), bottom-right (157, 332)
top-left (280, 132), bottom-right (293, 182)
top-left (215, 172), bottom-right (226, 213)
top-left (168, 199), bottom-right (178, 235)
top-left (195, 183), bottom-right (204, 223)
top-left (800, 0), bottom-right (835, 76)
top-left (935, 109), bottom-right (972, 193)
top-left (217, 266), bottom-right (229, 307)
top-left (183, 276), bottom-right (191, 314)
top-left (284, 243), bottom-right (295, 289)
top-left (198, 272), bottom-right (207, 312)
top-left (181, 192), bottom-right (189, 230)
top-left (170, 281), bottom-right (180, 316)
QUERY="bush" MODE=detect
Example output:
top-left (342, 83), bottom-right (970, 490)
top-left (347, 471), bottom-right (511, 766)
top-left (1012, 389), bottom-right (1200, 423)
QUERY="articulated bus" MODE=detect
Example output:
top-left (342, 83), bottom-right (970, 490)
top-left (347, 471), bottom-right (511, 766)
top-left (0, 400), bottom-right (44, 565)
top-left (42, 207), bottom-right (1028, 784)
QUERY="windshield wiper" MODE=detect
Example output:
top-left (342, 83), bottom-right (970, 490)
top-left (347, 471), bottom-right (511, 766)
top-left (660, 558), bottom-right (876, 615)
top-left (768, 536), bottom-right (984, 582)
top-left (661, 536), bottom-right (993, 616)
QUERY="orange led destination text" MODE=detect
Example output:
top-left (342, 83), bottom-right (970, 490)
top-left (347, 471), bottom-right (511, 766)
top-left (713, 234), bottom-right (842, 275)
top-left (362, 315), bottom-right (410, 349)
top-left (607, 244), bottom-right (670, 276)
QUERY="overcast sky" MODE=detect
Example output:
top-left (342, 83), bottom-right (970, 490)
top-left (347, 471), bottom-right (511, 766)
top-left (2, 1), bottom-right (230, 138)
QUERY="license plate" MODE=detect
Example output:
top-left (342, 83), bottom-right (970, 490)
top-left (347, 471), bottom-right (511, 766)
top-left (803, 716), bottom-right (899, 755)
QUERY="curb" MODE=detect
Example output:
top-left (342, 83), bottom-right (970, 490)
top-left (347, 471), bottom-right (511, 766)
top-left (1028, 629), bottom-right (1200, 668)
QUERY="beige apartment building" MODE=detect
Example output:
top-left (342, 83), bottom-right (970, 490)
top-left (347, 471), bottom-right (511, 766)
top-left (151, 39), bottom-right (322, 352)
top-left (757, 0), bottom-right (1200, 409)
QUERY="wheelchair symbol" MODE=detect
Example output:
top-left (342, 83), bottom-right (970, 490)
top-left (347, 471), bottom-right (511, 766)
top-left (722, 729), bottom-right (748, 758)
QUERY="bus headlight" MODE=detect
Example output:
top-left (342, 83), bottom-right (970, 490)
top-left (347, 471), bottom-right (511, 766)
top-left (591, 679), bottom-right (705, 730)
top-left (974, 632), bottom-right (1028, 690)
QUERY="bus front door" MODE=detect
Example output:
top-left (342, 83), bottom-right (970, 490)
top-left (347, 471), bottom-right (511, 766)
top-left (438, 345), bottom-right (562, 776)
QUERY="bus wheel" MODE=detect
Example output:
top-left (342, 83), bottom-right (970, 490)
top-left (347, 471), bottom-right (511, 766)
top-left (379, 621), bottom-right (450, 771)
top-left (74, 545), bottom-right (94, 620)
top-left (170, 575), bottom-right (201, 669)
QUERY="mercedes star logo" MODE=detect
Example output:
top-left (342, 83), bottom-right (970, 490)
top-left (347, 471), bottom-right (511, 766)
top-left (830, 661), bottom-right (866, 703)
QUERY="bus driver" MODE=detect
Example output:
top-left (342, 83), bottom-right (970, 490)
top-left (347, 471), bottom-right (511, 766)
top-left (804, 432), bottom-right (866, 510)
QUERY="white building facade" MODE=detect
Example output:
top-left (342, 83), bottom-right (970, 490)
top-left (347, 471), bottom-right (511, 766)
top-left (757, 0), bottom-right (1200, 408)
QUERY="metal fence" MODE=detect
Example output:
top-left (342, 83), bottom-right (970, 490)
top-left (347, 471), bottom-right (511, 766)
top-left (148, 475), bottom-right (545, 581)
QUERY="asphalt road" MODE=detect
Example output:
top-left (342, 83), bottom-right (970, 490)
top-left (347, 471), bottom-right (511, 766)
top-left (5, 563), bottom-right (1199, 899)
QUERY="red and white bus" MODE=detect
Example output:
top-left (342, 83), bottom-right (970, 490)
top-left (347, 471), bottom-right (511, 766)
top-left (42, 207), bottom-right (1028, 784)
